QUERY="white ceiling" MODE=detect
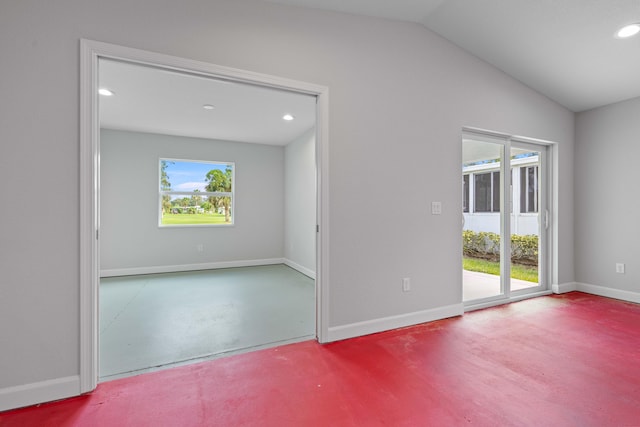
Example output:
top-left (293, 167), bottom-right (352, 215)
top-left (100, 0), bottom-right (640, 140)
top-left (265, 0), bottom-right (640, 112)
top-left (99, 59), bottom-right (316, 145)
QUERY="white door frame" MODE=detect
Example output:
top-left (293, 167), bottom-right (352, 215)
top-left (79, 39), bottom-right (330, 393)
top-left (509, 139), bottom-right (551, 298)
top-left (462, 127), bottom-right (555, 311)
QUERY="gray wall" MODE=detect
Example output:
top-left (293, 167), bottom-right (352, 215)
top-left (575, 96), bottom-right (640, 292)
top-left (100, 129), bottom-right (284, 273)
top-left (0, 0), bottom-right (574, 399)
top-left (284, 128), bottom-right (316, 276)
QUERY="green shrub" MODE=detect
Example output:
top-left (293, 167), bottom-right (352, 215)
top-left (462, 230), bottom-right (538, 266)
top-left (511, 234), bottom-right (539, 265)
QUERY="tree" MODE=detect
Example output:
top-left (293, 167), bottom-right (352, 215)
top-left (160, 160), bottom-right (173, 215)
top-left (205, 167), bottom-right (232, 222)
top-left (190, 189), bottom-right (202, 207)
top-left (160, 161), bottom-right (172, 191)
top-left (208, 196), bottom-right (219, 213)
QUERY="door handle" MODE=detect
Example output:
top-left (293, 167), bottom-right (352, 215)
top-left (544, 209), bottom-right (549, 230)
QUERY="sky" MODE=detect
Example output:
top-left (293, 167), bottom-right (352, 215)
top-left (162, 159), bottom-right (231, 192)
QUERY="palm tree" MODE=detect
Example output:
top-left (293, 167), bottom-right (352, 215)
top-left (205, 167), bottom-right (232, 222)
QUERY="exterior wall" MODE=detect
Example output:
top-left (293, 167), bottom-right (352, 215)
top-left (463, 213), bottom-right (539, 236)
top-left (463, 158), bottom-right (540, 236)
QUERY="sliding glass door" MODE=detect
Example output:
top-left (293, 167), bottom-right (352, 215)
top-left (462, 135), bottom-right (505, 301)
top-left (509, 141), bottom-right (548, 296)
top-left (462, 132), bottom-right (549, 305)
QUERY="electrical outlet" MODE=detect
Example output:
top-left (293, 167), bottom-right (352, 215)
top-left (197, 244), bottom-right (204, 252)
top-left (431, 201), bottom-right (442, 215)
top-left (616, 263), bottom-right (625, 274)
top-left (402, 277), bottom-right (411, 292)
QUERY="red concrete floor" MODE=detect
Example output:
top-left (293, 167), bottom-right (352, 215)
top-left (2, 292), bottom-right (640, 426)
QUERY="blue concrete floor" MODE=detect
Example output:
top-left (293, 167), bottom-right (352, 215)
top-left (99, 264), bottom-right (315, 380)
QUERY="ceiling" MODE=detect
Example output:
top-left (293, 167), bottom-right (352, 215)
top-left (99, 59), bottom-right (316, 145)
top-left (99, 0), bottom-right (640, 140)
top-left (264, 0), bottom-right (640, 112)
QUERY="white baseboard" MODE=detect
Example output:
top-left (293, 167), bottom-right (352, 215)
top-left (326, 303), bottom-right (463, 342)
top-left (283, 259), bottom-right (315, 279)
top-left (100, 258), bottom-right (285, 277)
top-left (575, 282), bottom-right (640, 304)
top-left (0, 375), bottom-right (80, 412)
top-left (552, 282), bottom-right (578, 294)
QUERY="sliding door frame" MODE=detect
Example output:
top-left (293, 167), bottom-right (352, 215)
top-left (509, 139), bottom-right (551, 298)
top-left (463, 128), bottom-right (555, 311)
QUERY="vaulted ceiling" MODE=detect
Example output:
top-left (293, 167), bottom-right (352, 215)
top-left (265, 0), bottom-right (640, 112)
top-left (100, 1), bottom-right (640, 143)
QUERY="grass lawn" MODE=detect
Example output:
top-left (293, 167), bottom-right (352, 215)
top-left (161, 212), bottom-right (230, 225)
top-left (463, 256), bottom-right (538, 282)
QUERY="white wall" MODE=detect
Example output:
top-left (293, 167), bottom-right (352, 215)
top-left (100, 129), bottom-right (284, 274)
top-left (0, 0), bottom-right (575, 408)
top-left (575, 96), bottom-right (640, 299)
top-left (284, 128), bottom-right (316, 278)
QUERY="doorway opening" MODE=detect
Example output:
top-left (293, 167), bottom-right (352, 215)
top-left (80, 40), bottom-right (329, 392)
top-left (462, 130), bottom-right (552, 309)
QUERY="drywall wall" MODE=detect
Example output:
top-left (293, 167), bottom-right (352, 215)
top-left (284, 128), bottom-right (316, 277)
top-left (99, 129), bottom-right (285, 274)
top-left (575, 96), bottom-right (640, 298)
top-left (0, 0), bottom-right (574, 407)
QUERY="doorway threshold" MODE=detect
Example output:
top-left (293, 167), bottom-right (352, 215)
top-left (464, 290), bottom-right (553, 313)
top-left (99, 334), bottom-right (315, 382)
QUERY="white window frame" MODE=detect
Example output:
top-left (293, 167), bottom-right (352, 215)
top-left (519, 165), bottom-right (539, 214)
top-left (473, 169), bottom-right (501, 213)
top-left (159, 158), bottom-right (235, 227)
top-left (463, 174), bottom-right (470, 213)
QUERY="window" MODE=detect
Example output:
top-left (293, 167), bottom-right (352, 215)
top-left (159, 158), bottom-right (234, 226)
top-left (520, 165), bottom-right (538, 213)
top-left (474, 170), bottom-right (500, 212)
top-left (463, 174), bottom-right (469, 213)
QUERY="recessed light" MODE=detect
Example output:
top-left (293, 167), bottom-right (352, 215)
top-left (616, 23), bottom-right (640, 39)
top-left (202, 104), bottom-right (215, 110)
top-left (98, 88), bottom-right (114, 96)
top-left (282, 114), bottom-right (295, 121)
